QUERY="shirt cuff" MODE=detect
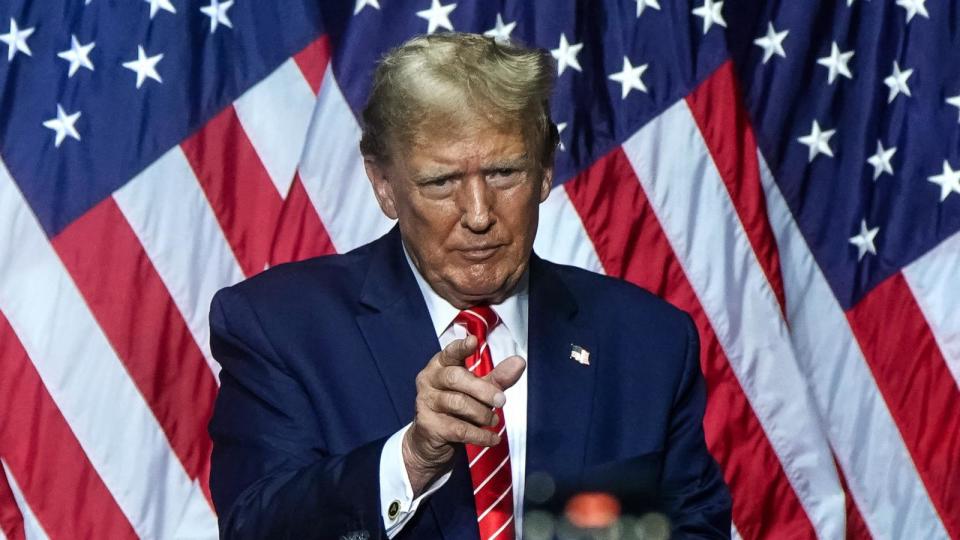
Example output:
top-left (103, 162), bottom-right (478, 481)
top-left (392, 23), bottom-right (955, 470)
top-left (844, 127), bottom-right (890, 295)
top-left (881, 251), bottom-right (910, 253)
top-left (379, 423), bottom-right (453, 538)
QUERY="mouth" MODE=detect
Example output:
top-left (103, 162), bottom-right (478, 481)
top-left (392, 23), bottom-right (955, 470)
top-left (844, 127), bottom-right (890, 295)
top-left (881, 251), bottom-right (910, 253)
top-left (457, 244), bottom-right (502, 262)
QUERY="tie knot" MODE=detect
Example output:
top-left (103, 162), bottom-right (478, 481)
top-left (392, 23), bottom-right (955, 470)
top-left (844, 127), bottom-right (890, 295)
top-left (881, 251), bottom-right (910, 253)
top-left (454, 306), bottom-right (500, 340)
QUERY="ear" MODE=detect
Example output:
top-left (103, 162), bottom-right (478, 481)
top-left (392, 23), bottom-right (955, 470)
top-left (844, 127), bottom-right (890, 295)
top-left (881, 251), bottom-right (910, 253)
top-left (363, 156), bottom-right (399, 220)
top-left (538, 166), bottom-right (554, 204)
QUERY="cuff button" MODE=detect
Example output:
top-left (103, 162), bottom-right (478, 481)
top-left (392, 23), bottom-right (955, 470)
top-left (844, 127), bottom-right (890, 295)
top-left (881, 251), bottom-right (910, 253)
top-left (388, 500), bottom-right (401, 521)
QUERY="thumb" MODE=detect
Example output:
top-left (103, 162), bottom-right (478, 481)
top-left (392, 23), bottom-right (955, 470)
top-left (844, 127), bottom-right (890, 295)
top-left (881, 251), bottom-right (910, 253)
top-left (486, 355), bottom-right (526, 392)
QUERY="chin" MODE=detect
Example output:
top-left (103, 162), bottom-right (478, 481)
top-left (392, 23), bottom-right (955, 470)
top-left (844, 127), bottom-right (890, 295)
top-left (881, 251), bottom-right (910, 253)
top-left (448, 279), bottom-right (496, 297)
top-left (447, 270), bottom-right (517, 303)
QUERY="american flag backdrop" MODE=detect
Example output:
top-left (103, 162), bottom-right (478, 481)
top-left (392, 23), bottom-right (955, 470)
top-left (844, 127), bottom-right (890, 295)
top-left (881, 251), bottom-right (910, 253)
top-left (0, 0), bottom-right (958, 538)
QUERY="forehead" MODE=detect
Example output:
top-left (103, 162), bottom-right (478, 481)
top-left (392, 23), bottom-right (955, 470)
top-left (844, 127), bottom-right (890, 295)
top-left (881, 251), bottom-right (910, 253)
top-left (402, 122), bottom-right (528, 171)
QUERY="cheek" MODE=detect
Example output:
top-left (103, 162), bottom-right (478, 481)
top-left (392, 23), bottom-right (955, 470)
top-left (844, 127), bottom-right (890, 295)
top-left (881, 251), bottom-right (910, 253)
top-left (499, 186), bottom-right (540, 234)
top-left (400, 192), bottom-right (453, 227)
top-left (403, 201), bottom-right (462, 251)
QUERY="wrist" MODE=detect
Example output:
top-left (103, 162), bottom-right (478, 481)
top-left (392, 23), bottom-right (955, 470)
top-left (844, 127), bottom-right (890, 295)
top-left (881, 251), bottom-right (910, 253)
top-left (402, 427), bottom-right (452, 496)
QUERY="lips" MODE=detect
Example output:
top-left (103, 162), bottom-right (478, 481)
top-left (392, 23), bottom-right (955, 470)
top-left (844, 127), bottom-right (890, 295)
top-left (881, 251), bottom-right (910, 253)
top-left (457, 245), bottom-right (502, 261)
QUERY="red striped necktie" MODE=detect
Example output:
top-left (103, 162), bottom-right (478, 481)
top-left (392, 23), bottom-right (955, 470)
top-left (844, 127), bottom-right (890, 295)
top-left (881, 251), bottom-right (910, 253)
top-left (454, 306), bottom-right (516, 540)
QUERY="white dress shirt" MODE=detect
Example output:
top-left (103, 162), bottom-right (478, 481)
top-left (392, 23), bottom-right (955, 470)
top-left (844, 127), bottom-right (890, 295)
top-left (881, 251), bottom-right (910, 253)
top-left (378, 251), bottom-right (529, 538)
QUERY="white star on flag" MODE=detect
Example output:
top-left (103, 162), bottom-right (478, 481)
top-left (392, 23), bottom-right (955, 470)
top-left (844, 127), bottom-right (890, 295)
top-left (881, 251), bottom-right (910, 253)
top-left (556, 122), bottom-right (567, 151)
top-left (928, 160), bottom-right (960, 202)
top-left (947, 94), bottom-right (960, 123)
top-left (817, 42), bottom-right (854, 84)
top-left (353, 0), bottom-right (379, 15)
top-left (609, 56), bottom-right (649, 99)
top-left (200, 0), bottom-right (234, 33)
top-left (797, 120), bottom-right (835, 162)
top-left (57, 35), bottom-right (95, 77)
top-left (43, 104), bottom-right (82, 148)
top-left (883, 61), bottom-right (913, 102)
top-left (416, 0), bottom-right (456, 34)
top-left (551, 33), bottom-right (583, 75)
top-left (145, 0), bottom-right (176, 19)
top-left (896, 0), bottom-right (929, 23)
top-left (0, 18), bottom-right (34, 62)
top-left (483, 13), bottom-right (516, 43)
top-left (123, 45), bottom-right (164, 89)
top-left (753, 22), bottom-right (788, 64)
top-left (692, 0), bottom-right (726, 35)
top-left (635, 0), bottom-right (660, 18)
top-left (866, 141), bottom-right (896, 181)
top-left (849, 219), bottom-right (879, 261)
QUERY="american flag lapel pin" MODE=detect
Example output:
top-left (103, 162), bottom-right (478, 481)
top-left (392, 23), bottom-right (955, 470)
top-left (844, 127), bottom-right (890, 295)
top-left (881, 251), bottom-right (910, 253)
top-left (570, 344), bottom-right (590, 366)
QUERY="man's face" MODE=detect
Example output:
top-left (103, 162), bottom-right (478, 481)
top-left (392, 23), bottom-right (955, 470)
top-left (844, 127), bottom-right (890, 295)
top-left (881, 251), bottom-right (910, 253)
top-left (365, 122), bottom-right (553, 309)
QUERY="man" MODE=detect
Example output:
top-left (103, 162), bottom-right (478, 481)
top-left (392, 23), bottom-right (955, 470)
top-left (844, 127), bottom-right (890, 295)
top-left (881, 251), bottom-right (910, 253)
top-left (208, 33), bottom-right (731, 539)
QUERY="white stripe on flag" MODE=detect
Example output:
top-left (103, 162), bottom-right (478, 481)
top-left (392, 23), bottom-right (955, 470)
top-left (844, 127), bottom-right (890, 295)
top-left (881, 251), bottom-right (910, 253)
top-left (113, 147), bottom-right (246, 377)
top-left (903, 229), bottom-right (960, 390)
top-left (534, 186), bottom-right (604, 273)
top-left (298, 66), bottom-right (393, 252)
top-left (0, 160), bottom-right (219, 539)
top-left (171, 479), bottom-right (221, 539)
top-left (234, 58), bottom-right (317, 198)
top-left (756, 152), bottom-right (949, 539)
top-left (1, 460), bottom-right (48, 540)
top-left (622, 100), bottom-right (845, 539)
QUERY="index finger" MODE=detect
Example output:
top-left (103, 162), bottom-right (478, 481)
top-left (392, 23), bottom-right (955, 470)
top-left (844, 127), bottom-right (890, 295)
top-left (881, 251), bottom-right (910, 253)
top-left (437, 335), bottom-right (477, 367)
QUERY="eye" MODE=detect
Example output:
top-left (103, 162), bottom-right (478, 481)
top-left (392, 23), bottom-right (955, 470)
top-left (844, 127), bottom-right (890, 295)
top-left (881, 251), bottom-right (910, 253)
top-left (418, 176), bottom-right (456, 198)
top-left (420, 175), bottom-right (455, 188)
top-left (487, 168), bottom-right (525, 187)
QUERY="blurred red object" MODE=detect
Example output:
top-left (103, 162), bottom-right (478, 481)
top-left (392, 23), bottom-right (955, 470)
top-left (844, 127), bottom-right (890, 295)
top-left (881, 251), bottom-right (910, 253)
top-left (564, 492), bottom-right (621, 529)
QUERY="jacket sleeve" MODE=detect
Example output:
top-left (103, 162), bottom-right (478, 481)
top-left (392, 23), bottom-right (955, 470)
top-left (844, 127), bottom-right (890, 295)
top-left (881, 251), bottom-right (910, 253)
top-left (208, 286), bottom-right (387, 540)
top-left (661, 314), bottom-right (733, 538)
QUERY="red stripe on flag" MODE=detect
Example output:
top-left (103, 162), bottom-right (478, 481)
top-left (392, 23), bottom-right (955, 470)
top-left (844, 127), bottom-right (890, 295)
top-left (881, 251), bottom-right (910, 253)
top-left (181, 105), bottom-right (283, 277)
top-left (0, 312), bottom-right (138, 539)
top-left (270, 34), bottom-right (336, 266)
top-left (52, 198), bottom-right (217, 505)
top-left (685, 61), bottom-right (788, 316)
top-left (846, 272), bottom-right (960, 539)
top-left (564, 148), bottom-right (817, 539)
top-left (293, 35), bottom-right (332, 96)
top-left (269, 173), bottom-right (336, 265)
top-left (0, 466), bottom-right (25, 540)
top-left (832, 454), bottom-right (871, 540)
top-left (686, 67), bottom-right (870, 535)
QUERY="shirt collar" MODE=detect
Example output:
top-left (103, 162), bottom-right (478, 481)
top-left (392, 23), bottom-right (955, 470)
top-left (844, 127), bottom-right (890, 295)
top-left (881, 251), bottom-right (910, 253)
top-left (402, 242), bottom-right (528, 352)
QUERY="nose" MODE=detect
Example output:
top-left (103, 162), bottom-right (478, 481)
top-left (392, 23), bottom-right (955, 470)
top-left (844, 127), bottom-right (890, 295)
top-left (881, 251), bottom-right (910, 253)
top-left (458, 175), bottom-right (495, 233)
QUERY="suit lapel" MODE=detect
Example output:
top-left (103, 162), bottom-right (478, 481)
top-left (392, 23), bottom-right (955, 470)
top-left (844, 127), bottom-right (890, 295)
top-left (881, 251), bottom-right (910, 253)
top-left (354, 228), bottom-right (478, 540)
top-left (356, 228), bottom-right (439, 426)
top-left (525, 255), bottom-right (598, 495)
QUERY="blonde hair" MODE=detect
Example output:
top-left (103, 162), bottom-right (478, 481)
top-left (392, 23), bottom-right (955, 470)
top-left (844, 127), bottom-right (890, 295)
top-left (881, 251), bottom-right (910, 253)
top-left (360, 33), bottom-right (558, 169)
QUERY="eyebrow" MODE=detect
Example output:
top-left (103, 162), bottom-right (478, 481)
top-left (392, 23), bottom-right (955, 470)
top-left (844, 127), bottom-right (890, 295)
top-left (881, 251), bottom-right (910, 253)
top-left (480, 156), bottom-right (529, 173)
top-left (413, 154), bottom-right (531, 184)
top-left (414, 171), bottom-right (460, 184)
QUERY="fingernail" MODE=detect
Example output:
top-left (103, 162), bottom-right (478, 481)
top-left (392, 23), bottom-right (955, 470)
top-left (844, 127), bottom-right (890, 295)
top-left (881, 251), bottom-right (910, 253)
top-left (493, 392), bottom-right (506, 408)
top-left (490, 414), bottom-right (499, 427)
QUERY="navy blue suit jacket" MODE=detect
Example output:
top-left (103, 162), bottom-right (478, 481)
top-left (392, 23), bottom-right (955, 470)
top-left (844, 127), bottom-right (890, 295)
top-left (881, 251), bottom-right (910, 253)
top-left (208, 227), bottom-right (731, 539)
